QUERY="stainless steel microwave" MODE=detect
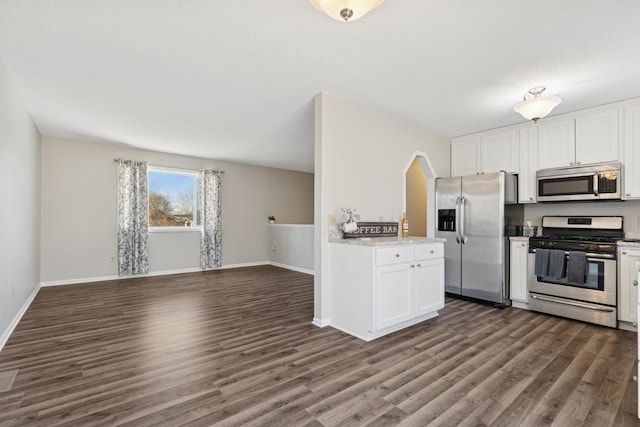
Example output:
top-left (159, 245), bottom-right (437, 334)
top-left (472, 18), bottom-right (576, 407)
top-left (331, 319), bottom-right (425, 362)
top-left (536, 161), bottom-right (622, 202)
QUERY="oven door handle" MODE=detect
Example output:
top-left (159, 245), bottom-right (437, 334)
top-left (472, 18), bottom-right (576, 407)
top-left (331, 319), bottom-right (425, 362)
top-left (593, 172), bottom-right (599, 196)
top-left (530, 294), bottom-right (615, 313)
top-left (528, 248), bottom-right (615, 260)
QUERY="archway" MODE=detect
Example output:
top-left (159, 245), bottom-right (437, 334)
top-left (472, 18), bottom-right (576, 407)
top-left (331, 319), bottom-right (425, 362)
top-left (403, 152), bottom-right (437, 237)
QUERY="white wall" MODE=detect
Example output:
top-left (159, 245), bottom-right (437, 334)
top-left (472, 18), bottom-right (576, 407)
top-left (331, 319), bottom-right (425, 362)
top-left (0, 58), bottom-right (41, 347)
top-left (313, 92), bottom-right (451, 324)
top-left (40, 137), bottom-right (314, 282)
top-left (268, 224), bottom-right (314, 273)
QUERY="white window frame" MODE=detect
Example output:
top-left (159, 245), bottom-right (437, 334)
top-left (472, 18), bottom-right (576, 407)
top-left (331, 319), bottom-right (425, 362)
top-left (148, 165), bottom-right (201, 232)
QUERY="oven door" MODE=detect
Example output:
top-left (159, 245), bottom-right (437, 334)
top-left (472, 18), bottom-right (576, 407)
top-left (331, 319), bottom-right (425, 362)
top-left (527, 249), bottom-right (616, 306)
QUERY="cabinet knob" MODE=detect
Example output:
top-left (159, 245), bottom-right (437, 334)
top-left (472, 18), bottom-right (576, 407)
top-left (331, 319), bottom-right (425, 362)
top-left (627, 193), bottom-right (631, 197)
top-left (429, 250), bottom-right (434, 254)
top-left (570, 162), bottom-right (574, 166)
top-left (576, 161), bottom-right (581, 165)
top-left (529, 197), bottom-right (533, 201)
top-left (521, 243), bottom-right (525, 247)
top-left (417, 263), bottom-right (421, 267)
top-left (410, 264), bottom-right (415, 268)
top-left (634, 280), bottom-right (638, 287)
top-left (395, 253), bottom-right (400, 258)
top-left (623, 251), bottom-right (627, 255)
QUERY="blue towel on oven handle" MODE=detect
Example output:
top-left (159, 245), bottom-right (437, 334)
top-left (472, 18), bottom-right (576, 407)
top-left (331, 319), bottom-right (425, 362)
top-left (534, 248), bottom-right (550, 277)
top-left (547, 250), bottom-right (566, 279)
top-left (566, 251), bottom-right (587, 285)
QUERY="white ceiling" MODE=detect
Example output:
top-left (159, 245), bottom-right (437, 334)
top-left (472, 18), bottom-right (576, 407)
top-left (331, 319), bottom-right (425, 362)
top-left (1, 0), bottom-right (640, 173)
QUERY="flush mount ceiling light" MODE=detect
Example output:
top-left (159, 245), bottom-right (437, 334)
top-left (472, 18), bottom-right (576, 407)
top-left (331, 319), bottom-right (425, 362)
top-left (513, 87), bottom-right (563, 123)
top-left (309, 0), bottom-right (384, 22)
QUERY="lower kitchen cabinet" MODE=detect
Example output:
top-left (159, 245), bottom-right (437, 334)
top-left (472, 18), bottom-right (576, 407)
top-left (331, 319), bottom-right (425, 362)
top-left (415, 258), bottom-right (445, 316)
top-left (618, 244), bottom-right (640, 330)
top-left (375, 262), bottom-right (413, 329)
top-left (509, 237), bottom-right (529, 309)
top-left (328, 240), bottom-right (444, 341)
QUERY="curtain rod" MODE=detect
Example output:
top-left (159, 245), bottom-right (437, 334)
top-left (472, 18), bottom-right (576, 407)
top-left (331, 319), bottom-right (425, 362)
top-left (113, 158), bottom-right (224, 173)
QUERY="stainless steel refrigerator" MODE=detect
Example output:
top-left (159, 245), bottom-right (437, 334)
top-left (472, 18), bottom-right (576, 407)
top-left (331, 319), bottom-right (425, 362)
top-left (435, 172), bottom-right (523, 305)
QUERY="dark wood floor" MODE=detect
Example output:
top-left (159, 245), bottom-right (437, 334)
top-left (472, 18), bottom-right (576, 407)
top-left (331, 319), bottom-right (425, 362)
top-left (0, 265), bottom-right (638, 426)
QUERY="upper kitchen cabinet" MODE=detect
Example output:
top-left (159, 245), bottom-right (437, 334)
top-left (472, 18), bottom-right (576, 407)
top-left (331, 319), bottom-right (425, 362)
top-left (481, 131), bottom-right (519, 174)
top-left (575, 110), bottom-right (619, 164)
top-left (518, 126), bottom-right (538, 203)
top-left (451, 137), bottom-right (480, 176)
top-left (537, 110), bottom-right (620, 170)
top-left (451, 130), bottom-right (519, 177)
top-left (623, 103), bottom-right (640, 199)
top-left (536, 119), bottom-right (575, 168)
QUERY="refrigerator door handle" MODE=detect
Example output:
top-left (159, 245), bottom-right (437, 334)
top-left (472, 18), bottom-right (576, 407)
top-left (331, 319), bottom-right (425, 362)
top-left (460, 196), bottom-right (467, 244)
top-left (455, 196), bottom-right (461, 244)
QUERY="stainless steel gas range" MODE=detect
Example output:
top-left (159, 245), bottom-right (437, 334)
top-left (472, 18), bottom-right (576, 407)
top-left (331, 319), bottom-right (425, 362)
top-left (527, 216), bottom-right (624, 328)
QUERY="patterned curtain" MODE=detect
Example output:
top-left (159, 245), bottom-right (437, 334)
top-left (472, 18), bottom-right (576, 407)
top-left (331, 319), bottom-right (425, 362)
top-left (117, 159), bottom-right (149, 276)
top-left (200, 169), bottom-right (222, 269)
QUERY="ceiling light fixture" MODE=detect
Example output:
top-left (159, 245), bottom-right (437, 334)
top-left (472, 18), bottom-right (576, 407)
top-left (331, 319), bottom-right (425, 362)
top-left (513, 87), bottom-right (562, 123)
top-left (309, 0), bottom-right (385, 22)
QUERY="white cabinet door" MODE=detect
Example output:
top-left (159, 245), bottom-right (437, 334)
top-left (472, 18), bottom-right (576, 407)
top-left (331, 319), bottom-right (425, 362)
top-left (452, 133), bottom-right (519, 177)
top-left (518, 126), bottom-right (537, 203)
top-left (481, 131), bottom-right (519, 174)
top-left (623, 104), bottom-right (640, 199)
top-left (537, 119), bottom-right (576, 169)
top-left (575, 110), bottom-right (619, 165)
top-left (451, 139), bottom-right (480, 177)
top-left (510, 240), bottom-right (529, 303)
top-left (414, 258), bottom-right (444, 316)
top-left (375, 263), bottom-right (413, 330)
top-left (618, 248), bottom-right (640, 324)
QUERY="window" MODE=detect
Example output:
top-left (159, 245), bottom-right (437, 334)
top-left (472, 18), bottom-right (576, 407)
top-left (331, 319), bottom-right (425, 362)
top-left (148, 167), bottom-right (200, 229)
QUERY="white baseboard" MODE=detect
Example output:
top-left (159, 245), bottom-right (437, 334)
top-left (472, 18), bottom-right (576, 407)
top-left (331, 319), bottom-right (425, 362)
top-left (41, 274), bottom-right (120, 287)
top-left (0, 284), bottom-right (41, 351)
top-left (511, 300), bottom-right (529, 310)
top-left (146, 267), bottom-right (202, 277)
top-left (218, 261), bottom-right (270, 270)
top-left (41, 268), bottom-right (205, 287)
top-left (41, 264), bottom-right (268, 287)
top-left (312, 317), bottom-right (330, 327)
top-left (39, 262), bottom-right (310, 287)
top-left (618, 321), bottom-right (637, 332)
top-left (268, 262), bottom-right (314, 275)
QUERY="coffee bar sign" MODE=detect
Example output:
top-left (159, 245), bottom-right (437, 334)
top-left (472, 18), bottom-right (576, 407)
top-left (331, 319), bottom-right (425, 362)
top-left (343, 222), bottom-right (399, 238)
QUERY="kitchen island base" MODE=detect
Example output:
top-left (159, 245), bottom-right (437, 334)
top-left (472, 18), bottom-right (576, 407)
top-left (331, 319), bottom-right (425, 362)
top-left (328, 238), bottom-right (445, 341)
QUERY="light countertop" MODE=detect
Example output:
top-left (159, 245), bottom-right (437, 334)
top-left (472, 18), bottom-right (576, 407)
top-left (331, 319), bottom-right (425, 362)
top-left (330, 236), bottom-right (445, 247)
top-left (618, 240), bottom-right (640, 247)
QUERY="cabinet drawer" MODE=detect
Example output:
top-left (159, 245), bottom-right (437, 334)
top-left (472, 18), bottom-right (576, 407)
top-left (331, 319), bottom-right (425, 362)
top-left (414, 244), bottom-right (443, 261)
top-left (376, 246), bottom-right (413, 266)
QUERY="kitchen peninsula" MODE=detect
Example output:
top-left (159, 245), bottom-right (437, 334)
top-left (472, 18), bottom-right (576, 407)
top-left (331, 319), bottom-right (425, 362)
top-left (328, 237), bottom-right (445, 341)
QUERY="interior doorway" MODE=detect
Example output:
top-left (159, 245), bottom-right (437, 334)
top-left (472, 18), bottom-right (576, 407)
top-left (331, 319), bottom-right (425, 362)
top-left (404, 153), bottom-right (436, 237)
top-left (406, 157), bottom-right (427, 236)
